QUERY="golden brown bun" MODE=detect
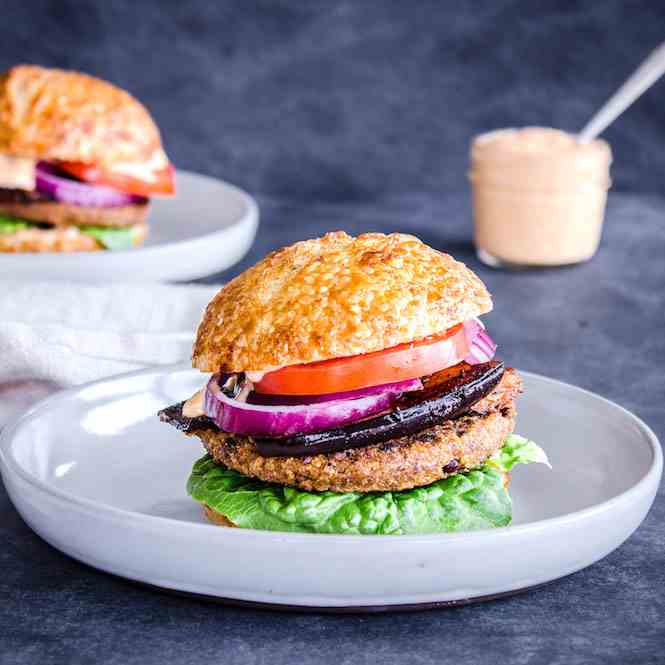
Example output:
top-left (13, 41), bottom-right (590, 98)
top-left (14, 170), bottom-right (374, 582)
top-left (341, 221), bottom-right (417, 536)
top-left (193, 231), bottom-right (492, 373)
top-left (203, 505), bottom-right (236, 527)
top-left (0, 222), bottom-right (147, 253)
top-left (0, 65), bottom-right (168, 170)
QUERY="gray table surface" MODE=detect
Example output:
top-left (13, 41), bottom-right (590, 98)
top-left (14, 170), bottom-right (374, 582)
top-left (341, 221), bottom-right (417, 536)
top-left (1, 191), bottom-right (664, 665)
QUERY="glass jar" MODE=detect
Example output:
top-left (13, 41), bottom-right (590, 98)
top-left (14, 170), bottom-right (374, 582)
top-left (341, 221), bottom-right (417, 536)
top-left (469, 127), bottom-right (612, 268)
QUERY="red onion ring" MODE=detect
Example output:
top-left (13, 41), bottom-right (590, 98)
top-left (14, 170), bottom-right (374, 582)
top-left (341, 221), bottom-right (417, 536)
top-left (204, 375), bottom-right (422, 437)
top-left (35, 162), bottom-right (147, 208)
top-left (464, 320), bottom-right (498, 364)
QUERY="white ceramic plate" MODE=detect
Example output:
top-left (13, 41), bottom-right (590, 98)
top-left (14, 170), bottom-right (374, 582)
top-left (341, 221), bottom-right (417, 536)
top-left (0, 365), bottom-right (660, 611)
top-left (0, 171), bottom-right (258, 282)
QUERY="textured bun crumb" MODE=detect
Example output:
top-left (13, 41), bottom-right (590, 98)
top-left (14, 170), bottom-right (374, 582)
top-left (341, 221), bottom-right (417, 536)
top-left (0, 65), bottom-right (169, 169)
top-left (0, 223), bottom-right (147, 253)
top-left (193, 231), bottom-right (492, 372)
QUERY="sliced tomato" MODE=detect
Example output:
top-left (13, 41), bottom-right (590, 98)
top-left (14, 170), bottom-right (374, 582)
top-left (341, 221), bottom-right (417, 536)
top-left (254, 324), bottom-right (469, 395)
top-left (56, 161), bottom-right (175, 197)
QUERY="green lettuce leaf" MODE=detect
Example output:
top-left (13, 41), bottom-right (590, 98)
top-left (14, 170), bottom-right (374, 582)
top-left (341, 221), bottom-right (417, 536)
top-left (187, 435), bottom-right (549, 535)
top-left (78, 225), bottom-right (138, 251)
top-left (0, 215), bottom-right (34, 234)
top-left (0, 216), bottom-right (138, 251)
top-left (487, 436), bottom-right (551, 472)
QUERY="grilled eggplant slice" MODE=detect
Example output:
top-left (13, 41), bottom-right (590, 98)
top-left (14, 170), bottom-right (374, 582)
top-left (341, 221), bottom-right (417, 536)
top-left (255, 361), bottom-right (504, 457)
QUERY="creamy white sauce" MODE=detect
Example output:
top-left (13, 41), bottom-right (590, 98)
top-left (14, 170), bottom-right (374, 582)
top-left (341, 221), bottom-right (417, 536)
top-left (107, 151), bottom-right (169, 182)
top-left (0, 154), bottom-right (35, 190)
top-left (245, 365), bottom-right (284, 383)
top-left (182, 389), bottom-right (205, 418)
top-left (245, 371), bottom-right (265, 383)
top-left (469, 127), bottom-right (612, 266)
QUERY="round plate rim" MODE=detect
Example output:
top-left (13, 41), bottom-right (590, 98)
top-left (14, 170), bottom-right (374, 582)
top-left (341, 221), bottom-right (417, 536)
top-left (124, 575), bottom-right (559, 612)
top-left (0, 363), bottom-right (661, 545)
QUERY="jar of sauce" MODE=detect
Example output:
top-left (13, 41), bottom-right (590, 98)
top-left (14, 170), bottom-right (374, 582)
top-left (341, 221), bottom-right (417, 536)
top-left (469, 127), bottom-right (612, 268)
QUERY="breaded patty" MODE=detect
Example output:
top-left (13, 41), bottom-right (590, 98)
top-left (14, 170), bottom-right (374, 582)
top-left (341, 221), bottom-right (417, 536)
top-left (194, 406), bottom-right (515, 493)
top-left (0, 195), bottom-right (149, 228)
top-left (188, 370), bottom-right (522, 493)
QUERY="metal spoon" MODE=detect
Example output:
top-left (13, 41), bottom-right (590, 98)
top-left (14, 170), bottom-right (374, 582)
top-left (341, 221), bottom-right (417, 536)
top-left (579, 41), bottom-right (665, 143)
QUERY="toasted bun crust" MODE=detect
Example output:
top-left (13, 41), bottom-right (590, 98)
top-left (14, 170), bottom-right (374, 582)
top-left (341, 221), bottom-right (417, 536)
top-left (0, 65), bottom-right (168, 169)
top-left (0, 222), bottom-right (147, 253)
top-left (193, 231), bottom-right (492, 372)
top-left (203, 505), bottom-right (236, 527)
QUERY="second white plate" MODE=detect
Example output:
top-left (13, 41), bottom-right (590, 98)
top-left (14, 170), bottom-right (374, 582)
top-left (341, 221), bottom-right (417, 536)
top-left (0, 170), bottom-right (258, 282)
top-left (0, 366), bottom-right (660, 610)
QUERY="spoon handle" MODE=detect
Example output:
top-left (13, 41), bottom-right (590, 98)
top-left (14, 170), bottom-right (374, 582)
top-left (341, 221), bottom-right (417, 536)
top-left (579, 41), bottom-right (665, 143)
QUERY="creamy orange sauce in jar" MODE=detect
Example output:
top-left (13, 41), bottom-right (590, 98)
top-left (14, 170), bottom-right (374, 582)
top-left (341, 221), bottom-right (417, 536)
top-left (469, 127), bottom-right (612, 267)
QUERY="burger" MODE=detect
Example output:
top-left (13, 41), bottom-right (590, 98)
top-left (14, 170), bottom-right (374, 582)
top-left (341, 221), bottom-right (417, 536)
top-left (160, 232), bottom-right (549, 534)
top-left (0, 65), bottom-right (174, 253)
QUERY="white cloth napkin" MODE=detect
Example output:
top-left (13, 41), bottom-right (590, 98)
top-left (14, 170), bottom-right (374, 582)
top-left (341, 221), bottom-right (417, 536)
top-left (0, 282), bottom-right (219, 422)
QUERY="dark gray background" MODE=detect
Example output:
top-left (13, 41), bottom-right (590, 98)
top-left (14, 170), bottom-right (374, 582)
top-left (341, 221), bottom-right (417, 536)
top-left (1, 2), bottom-right (665, 665)
top-left (3, 0), bottom-right (665, 200)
